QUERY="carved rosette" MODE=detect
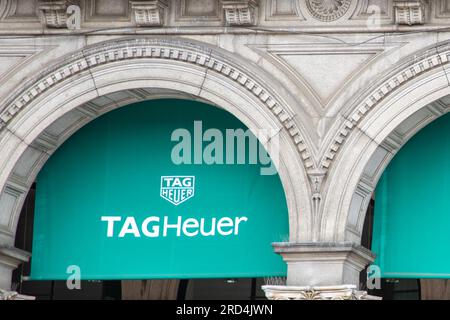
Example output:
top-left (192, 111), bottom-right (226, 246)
top-left (262, 285), bottom-right (381, 300)
top-left (130, 0), bottom-right (168, 27)
top-left (306, 0), bottom-right (352, 22)
top-left (222, 0), bottom-right (258, 26)
top-left (38, 0), bottom-right (69, 28)
top-left (394, 1), bottom-right (426, 25)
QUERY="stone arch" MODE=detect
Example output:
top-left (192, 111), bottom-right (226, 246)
top-left (0, 37), bottom-right (313, 249)
top-left (320, 40), bottom-right (450, 244)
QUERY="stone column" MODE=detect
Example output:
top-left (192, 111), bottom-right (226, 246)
top-left (0, 246), bottom-right (30, 290)
top-left (263, 242), bottom-right (378, 300)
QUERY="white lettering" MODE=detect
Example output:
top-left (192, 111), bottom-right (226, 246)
top-left (163, 216), bottom-right (182, 237)
top-left (142, 217), bottom-right (160, 237)
top-left (119, 217), bottom-right (141, 237)
top-left (234, 216), bottom-right (248, 235)
top-left (217, 217), bottom-right (234, 236)
top-left (200, 217), bottom-right (216, 236)
top-left (101, 215), bottom-right (248, 238)
top-left (101, 216), bottom-right (122, 237)
top-left (182, 218), bottom-right (199, 237)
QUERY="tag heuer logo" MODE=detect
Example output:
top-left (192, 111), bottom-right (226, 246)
top-left (160, 176), bottom-right (195, 206)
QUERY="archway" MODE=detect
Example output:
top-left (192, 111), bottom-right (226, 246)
top-left (0, 37), bottom-right (310, 290)
top-left (371, 111), bottom-right (450, 278)
top-left (13, 97), bottom-right (291, 299)
top-left (321, 39), bottom-right (450, 245)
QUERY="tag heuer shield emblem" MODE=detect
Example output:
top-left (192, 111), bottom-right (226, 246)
top-left (160, 176), bottom-right (195, 206)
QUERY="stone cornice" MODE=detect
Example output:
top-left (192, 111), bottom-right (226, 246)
top-left (0, 37), bottom-right (312, 169)
top-left (272, 241), bottom-right (376, 266)
top-left (0, 245), bottom-right (30, 268)
top-left (1, 0), bottom-right (449, 33)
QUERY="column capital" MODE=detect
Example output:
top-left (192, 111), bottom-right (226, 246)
top-left (262, 284), bottom-right (381, 300)
top-left (272, 242), bottom-right (375, 287)
top-left (0, 288), bottom-right (35, 300)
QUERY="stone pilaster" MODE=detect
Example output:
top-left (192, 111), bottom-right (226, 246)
top-left (0, 246), bottom-right (30, 291)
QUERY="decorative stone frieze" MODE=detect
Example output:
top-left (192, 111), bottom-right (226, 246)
top-left (222, 0), bottom-right (258, 26)
top-left (130, 0), bottom-right (168, 27)
top-left (263, 284), bottom-right (381, 300)
top-left (394, 1), bottom-right (427, 25)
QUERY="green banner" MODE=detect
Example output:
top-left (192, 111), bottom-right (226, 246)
top-left (373, 112), bottom-right (450, 278)
top-left (31, 99), bottom-right (289, 280)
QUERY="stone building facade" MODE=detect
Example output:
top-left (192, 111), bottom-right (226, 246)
top-left (0, 0), bottom-right (450, 299)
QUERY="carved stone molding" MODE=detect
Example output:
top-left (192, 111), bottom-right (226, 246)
top-left (38, 0), bottom-right (69, 28)
top-left (307, 168), bottom-right (326, 222)
top-left (262, 284), bottom-right (381, 300)
top-left (306, 0), bottom-right (353, 22)
top-left (394, 1), bottom-right (427, 25)
top-left (321, 43), bottom-right (450, 170)
top-left (222, 0), bottom-right (258, 26)
top-left (0, 289), bottom-right (35, 300)
top-left (0, 0), bottom-right (17, 20)
top-left (0, 38), bottom-right (310, 168)
top-left (130, 0), bottom-right (168, 26)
